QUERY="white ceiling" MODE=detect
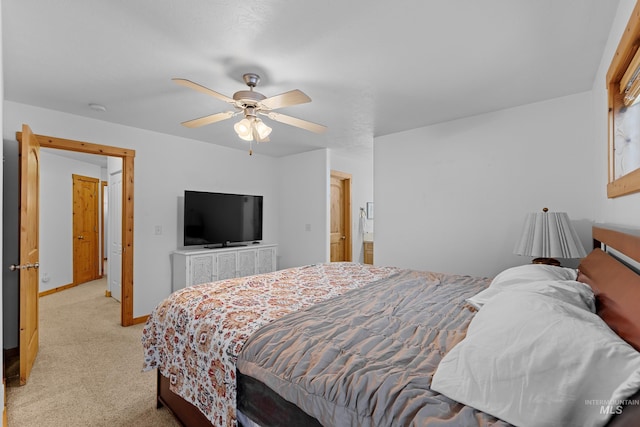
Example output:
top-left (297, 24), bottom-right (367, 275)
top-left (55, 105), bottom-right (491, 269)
top-left (3, 0), bottom-right (620, 158)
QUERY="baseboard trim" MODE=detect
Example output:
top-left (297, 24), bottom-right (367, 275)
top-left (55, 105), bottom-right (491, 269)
top-left (39, 283), bottom-right (75, 298)
top-left (132, 315), bottom-right (149, 325)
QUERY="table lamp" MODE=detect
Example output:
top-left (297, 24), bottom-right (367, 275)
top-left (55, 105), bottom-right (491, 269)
top-left (513, 208), bottom-right (587, 266)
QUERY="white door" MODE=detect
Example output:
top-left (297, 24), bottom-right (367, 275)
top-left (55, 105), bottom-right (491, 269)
top-left (108, 171), bottom-right (123, 301)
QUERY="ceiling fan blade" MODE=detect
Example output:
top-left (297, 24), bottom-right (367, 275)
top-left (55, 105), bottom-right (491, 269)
top-left (265, 112), bottom-right (327, 134)
top-left (181, 111), bottom-right (236, 128)
top-left (259, 89), bottom-right (311, 110)
top-left (173, 78), bottom-right (235, 104)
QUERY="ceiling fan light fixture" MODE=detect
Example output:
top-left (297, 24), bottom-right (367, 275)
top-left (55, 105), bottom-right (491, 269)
top-left (175, 73), bottom-right (326, 154)
top-left (234, 118), bottom-right (253, 141)
top-left (255, 119), bottom-right (272, 140)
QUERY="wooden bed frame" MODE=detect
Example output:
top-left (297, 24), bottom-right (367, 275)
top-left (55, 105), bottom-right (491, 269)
top-left (156, 223), bottom-right (640, 427)
top-left (157, 371), bottom-right (212, 426)
top-left (592, 224), bottom-right (640, 262)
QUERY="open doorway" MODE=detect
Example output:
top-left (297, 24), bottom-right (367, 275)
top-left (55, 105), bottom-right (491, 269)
top-left (26, 132), bottom-right (136, 326)
top-left (330, 170), bottom-right (352, 262)
top-left (36, 155), bottom-right (120, 303)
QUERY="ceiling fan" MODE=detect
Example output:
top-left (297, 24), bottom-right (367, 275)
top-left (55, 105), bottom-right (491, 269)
top-left (173, 73), bottom-right (326, 153)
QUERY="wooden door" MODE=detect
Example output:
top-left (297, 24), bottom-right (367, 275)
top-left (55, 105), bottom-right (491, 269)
top-left (18, 124), bottom-right (41, 385)
top-left (73, 174), bottom-right (100, 285)
top-left (330, 171), bottom-right (352, 262)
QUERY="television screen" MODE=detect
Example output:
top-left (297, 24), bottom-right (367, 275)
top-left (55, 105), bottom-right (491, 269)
top-left (184, 191), bottom-right (263, 247)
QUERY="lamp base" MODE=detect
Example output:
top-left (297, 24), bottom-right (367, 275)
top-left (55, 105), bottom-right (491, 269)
top-left (532, 257), bottom-right (561, 267)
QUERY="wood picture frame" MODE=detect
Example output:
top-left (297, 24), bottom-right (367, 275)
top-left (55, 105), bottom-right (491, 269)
top-left (606, 0), bottom-right (640, 198)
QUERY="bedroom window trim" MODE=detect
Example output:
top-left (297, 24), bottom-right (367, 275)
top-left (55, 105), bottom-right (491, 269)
top-left (606, 0), bottom-right (640, 198)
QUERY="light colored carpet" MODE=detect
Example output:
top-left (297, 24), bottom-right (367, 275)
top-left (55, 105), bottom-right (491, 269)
top-left (6, 278), bottom-right (181, 427)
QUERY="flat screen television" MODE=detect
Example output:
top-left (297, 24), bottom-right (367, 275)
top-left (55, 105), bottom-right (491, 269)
top-left (183, 190), bottom-right (263, 247)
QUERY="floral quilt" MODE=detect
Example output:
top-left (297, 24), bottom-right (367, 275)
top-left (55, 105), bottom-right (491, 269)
top-left (141, 262), bottom-right (400, 427)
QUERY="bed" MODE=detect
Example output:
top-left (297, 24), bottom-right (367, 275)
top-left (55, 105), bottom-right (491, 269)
top-left (142, 224), bottom-right (640, 427)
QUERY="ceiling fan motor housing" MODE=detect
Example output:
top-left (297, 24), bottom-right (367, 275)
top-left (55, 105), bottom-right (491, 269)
top-left (233, 73), bottom-right (267, 108)
top-left (233, 90), bottom-right (266, 107)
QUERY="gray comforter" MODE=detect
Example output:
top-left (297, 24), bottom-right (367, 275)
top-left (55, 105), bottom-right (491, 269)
top-left (237, 269), bottom-right (511, 427)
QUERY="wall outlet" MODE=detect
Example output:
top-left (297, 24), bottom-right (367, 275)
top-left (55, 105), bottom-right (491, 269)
top-left (154, 225), bottom-right (162, 235)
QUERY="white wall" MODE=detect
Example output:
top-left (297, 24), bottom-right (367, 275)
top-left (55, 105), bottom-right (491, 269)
top-left (374, 91), bottom-right (596, 278)
top-left (39, 150), bottom-right (102, 292)
top-left (329, 147), bottom-right (375, 263)
top-left (592, 0), bottom-right (640, 223)
top-left (4, 101), bottom-right (280, 317)
top-left (372, 0), bottom-right (640, 279)
top-left (277, 149), bottom-right (329, 268)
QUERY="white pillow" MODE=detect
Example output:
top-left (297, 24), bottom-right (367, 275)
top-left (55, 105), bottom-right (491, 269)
top-left (466, 264), bottom-right (578, 310)
top-left (502, 279), bottom-right (596, 312)
top-left (432, 280), bottom-right (640, 427)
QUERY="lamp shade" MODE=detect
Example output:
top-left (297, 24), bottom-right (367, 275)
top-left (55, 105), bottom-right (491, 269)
top-left (514, 209), bottom-right (587, 259)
